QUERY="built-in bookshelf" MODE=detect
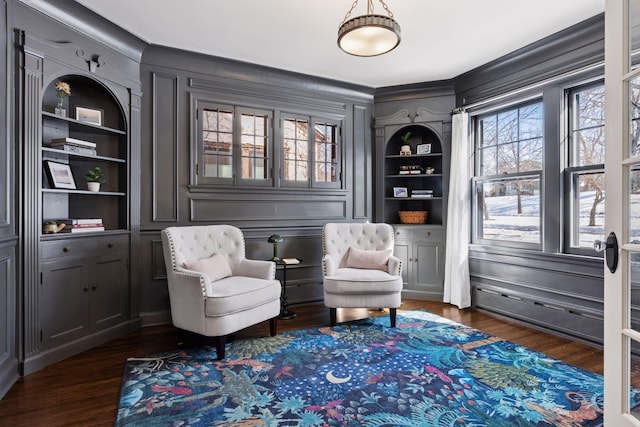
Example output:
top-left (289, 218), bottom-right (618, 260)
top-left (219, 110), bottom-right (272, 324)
top-left (384, 125), bottom-right (443, 225)
top-left (40, 75), bottom-right (128, 235)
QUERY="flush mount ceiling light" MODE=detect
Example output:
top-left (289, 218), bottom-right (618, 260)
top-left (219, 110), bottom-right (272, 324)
top-left (338, 0), bottom-right (401, 57)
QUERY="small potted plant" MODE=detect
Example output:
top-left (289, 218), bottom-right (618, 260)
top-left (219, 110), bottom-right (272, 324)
top-left (400, 131), bottom-right (412, 155)
top-left (85, 166), bottom-right (105, 192)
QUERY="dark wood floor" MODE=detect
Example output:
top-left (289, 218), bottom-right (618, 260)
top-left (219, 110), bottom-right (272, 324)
top-left (0, 300), bottom-right (604, 427)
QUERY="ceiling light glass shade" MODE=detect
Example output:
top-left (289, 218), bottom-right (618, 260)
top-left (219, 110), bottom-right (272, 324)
top-left (338, 14), bottom-right (401, 57)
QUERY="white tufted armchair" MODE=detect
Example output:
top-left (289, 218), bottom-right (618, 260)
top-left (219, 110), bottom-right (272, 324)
top-left (161, 225), bottom-right (281, 359)
top-left (322, 222), bottom-right (403, 327)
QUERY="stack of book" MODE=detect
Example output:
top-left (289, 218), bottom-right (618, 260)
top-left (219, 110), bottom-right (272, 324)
top-left (57, 218), bottom-right (105, 233)
top-left (48, 137), bottom-right (97, 156)
top-left (411, 189), bottom-right (434, 198)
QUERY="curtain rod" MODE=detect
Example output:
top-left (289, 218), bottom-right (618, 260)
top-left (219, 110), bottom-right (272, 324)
top-left (453, 61), bottom-right (603, 114)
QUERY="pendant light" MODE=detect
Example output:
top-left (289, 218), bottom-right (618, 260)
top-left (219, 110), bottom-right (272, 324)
top-left (338, 0), bottom-right (401, 57)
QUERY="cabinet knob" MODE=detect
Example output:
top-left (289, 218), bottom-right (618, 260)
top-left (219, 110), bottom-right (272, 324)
top-left (426, 232), bottom-right (431, 237)
top-left (92, 285), bottom-right (98, 290)
top-left (396, 231), bottom-right (400, 235)
top-left (108, 243), bottom-right (114, 248)
top-left (83, 286), bottom-right (89, 292)
top-left (63, 246), bottom-right (70, 252)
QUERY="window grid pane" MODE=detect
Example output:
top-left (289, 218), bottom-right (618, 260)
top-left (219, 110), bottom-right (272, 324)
top-left (314, 122), bottom-right (338, 183)
top-left (569, 171), bottom-right (605, 248)
top-left (240, 113), bottom-right (269, 180)
top-left (202, 108), bottom-right (233, 178)
top-left (476, 176), bottom-right (541, 243)
top-left (283, 118), bottom-right (309, 182)
top-left (571, 85), bottom-right (605, 166)
top-left (478, 102), bottom-right (544, 178)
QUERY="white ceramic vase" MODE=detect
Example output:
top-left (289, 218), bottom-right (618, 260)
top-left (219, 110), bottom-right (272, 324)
top-left (87, 182), bottom-right (100, 192)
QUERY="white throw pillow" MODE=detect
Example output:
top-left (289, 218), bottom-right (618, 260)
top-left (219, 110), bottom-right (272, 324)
top-left (345, 247), bottom-right (392, 272)
top-left (183, 254), bottom-right (232, 282)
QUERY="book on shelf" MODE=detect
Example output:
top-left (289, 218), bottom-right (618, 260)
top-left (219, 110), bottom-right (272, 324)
top-left (399, 170), bottom-right (423, 175)
top-left (411, 195), bottom-right (434, 198)
top-left (49, 144), bottom-right (97, 156)
top-left (58, 226), bottom-right (105, 233)
top-left (281, 258), bottom-right (300, 265)
top-left (50, 137), bottom-right (97, 148)
top-left (412, 189), bottom-right (433, 195)
top-left (56, 218), bottom-right (103, 225)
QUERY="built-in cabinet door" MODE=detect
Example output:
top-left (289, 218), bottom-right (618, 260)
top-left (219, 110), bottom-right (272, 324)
top-left (414, 241), bottom-right (445, 296)
top-left (91, 256), bottom-right (128, 331)
top-left (41, 260), bottom-right (90, 348)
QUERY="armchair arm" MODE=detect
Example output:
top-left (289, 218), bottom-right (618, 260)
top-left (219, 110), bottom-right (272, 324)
top-left (235, 258), bottom-right (275, 280)
top-left (168, 269), bottom-right (207, 333)
top-left (322, 254), bottom-right (337, 277)
top-left (387, 255), bottom-right (402, 277)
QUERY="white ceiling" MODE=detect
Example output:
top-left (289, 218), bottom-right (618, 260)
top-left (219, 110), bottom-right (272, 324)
top-left (64, 1), bottom-right (606, 88)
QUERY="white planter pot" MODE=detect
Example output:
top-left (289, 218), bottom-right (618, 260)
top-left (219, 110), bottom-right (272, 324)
top-left (87, 182), bottom-right (100, 192)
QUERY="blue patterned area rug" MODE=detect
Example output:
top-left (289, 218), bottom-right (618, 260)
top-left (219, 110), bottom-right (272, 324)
top-left (116, 311), bottom-right (635, 426)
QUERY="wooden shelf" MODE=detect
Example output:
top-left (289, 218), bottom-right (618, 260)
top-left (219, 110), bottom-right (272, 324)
top-left (42, 111), bottom-right (126, 135)
top-left (42, 188), bottom-right (126, 196)
top-left (42, 147), bottom-right (126, 163)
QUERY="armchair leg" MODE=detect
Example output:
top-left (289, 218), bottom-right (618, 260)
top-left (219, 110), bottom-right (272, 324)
top-left (330, 307), bottom-right (337, 326)
top-left (215, 336), bottom-right (226, 360)
top-left (269, 317), bottom-right (278, 336)
top-left (390, 308), bottom-right (397, 327)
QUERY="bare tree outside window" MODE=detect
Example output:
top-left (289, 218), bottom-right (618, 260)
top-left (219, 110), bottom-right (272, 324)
top-left (568, 84), bottom-right (605, 249)
top-left (475, 101), bottom-right (543, 245)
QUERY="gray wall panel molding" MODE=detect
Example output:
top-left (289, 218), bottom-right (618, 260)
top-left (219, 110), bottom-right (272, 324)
top-left (190, 198), bottom-right (347, 223)
top-left (143, 45), bottom-right (374, 103)
top-left (352, 104), bottom-right (370, 220)
top-left (20, 48), bottom-right (43, 360)
top-left (151, 72), bottom-right (179, 222)
top-left (151, 239), bottom-right (166, 281)
top-left (189, 77), bottom-right (349, 114)
top-left (375, 80), bottom-right (455, 102)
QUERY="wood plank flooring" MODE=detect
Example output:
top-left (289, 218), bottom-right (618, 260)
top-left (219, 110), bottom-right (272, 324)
top-left (0, 300), bottom-right (604, 427)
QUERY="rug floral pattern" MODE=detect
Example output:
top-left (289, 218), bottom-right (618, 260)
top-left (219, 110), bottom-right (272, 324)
top-left (117, 311), bottom-right (637, 426)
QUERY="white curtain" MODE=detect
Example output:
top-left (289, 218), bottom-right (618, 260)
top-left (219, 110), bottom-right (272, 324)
top-left (444, 111), bottom-right (471, 309)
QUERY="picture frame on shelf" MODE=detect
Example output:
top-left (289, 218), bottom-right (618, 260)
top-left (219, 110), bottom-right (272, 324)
top-left (75, 106), bottom-right (103, 126)
top-left (393, 187), bottom-right (408, 198)
top-left (417, 143), bottom-right (432, 155)
top-left (44, 160), bottom-right (76, 189)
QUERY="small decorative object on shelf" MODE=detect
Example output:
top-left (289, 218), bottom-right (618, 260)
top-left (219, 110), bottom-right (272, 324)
top-left (399, 131), bottom-right (412, 155)
top-left (54, 81), bottom-right (71, 117)
top-left (43, 220), bottom-right (66, 234)
top-left (85, 166), bottom-right (105, 192)
top-left (425, 166), bottom-right (435, 175)
top-left (54, 218), bottom-right (104, 233)
top-left (75, 106), bottom-right (103, 126)
top-left (44, 160), bottom-right (76, 189)
top-left (417, 143), bottom-right (431, 155)
top-left (393, 187), bottom-right (408, 198)
top-left (399, 165), bottom-right (423, 175)
top-left (399, 210), bottom-right (428, 224)
top-left (268, 234), bottom-right (284, 260)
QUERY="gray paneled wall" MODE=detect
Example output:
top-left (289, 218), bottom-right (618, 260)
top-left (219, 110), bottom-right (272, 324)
top-left (138, 45), bottom-right (375, 324)
top-left (455, 14), bottom-right (607, 345)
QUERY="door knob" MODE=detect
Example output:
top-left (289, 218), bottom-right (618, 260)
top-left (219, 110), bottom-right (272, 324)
top-left (594, 232), bottom-right (619, 273)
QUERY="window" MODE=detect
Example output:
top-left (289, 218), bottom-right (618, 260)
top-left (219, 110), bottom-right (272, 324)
top-left (196, 101), bottom-right (272, 186)
top-left (473, 101), bottom-right (544, 247)
top-left (566, 83), bottom-right (605, 253)
top-left (281, 114), bottom-right (341, 188)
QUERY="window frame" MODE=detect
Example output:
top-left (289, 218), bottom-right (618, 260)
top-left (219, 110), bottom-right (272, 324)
top-left (471, 99), bottom-right (545, 250)
top-left (279, 111), bottom-right (343, 189)
top-left (194, 99), bottom-right (273, 187)
top-left (563, 80), bottom-right (606, 256)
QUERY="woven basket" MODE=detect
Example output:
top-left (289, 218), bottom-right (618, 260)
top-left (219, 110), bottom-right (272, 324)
top-left (398, 210), bottom-right (428, 224)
